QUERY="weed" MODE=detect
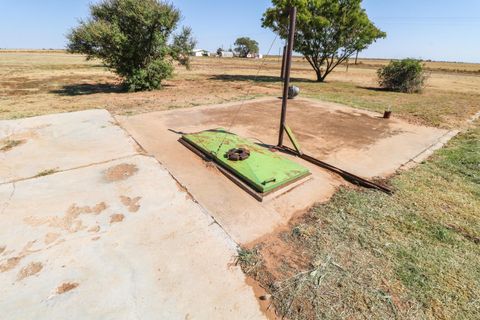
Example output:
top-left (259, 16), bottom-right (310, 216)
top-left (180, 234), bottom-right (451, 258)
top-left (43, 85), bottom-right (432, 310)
top-left (34, 168), bottom-right (58, 177)
top-left (236, 247), bottom-right (262, 275)
top-left (0, 139), bottom-right (24, 152)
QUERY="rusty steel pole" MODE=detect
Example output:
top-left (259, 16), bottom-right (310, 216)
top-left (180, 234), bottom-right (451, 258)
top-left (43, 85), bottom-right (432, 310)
top-left (278, 7), bottom-right (296, 147)
top-left (280, 45), bottom-right (287, 79)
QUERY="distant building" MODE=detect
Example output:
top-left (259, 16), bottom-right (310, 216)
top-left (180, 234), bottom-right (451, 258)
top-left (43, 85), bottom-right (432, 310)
top-left (219, 51), bottom-right (234, 58)
top-left (246, 53), bottom-right (263, 59)
top-left (192, 49), bottom-right (209, 57)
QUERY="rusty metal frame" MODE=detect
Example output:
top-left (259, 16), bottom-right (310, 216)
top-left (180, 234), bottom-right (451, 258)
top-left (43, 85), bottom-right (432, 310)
top-left (276, 7), bottom-right (393, 195)
top-left (277, 146), bottom-right (392, 194)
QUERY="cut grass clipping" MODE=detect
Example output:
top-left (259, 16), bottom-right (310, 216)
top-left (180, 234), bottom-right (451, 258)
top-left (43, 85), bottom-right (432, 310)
top-left (239, 124), bottom-right (480, 320)
top-left (0, 139), bottom-right (25, 152)
top-left (34, 168), bottom-right (58, 177)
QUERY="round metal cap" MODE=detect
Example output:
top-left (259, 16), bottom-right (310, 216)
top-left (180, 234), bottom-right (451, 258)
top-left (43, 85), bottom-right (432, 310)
top-left (226, 148), bottom-right (250, 161)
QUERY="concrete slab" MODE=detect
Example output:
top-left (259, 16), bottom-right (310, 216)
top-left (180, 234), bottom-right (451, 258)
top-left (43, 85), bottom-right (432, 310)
top-left (118, 97), bottom-right (448, 244)
top-left (0, 155), bottom-right (265, 320)
top-left (0, 110), bottom-right (139, 184)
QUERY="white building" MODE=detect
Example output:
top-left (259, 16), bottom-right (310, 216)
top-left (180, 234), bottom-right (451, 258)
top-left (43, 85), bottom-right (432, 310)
top-left (219, 51), bottom-right (234, 58)
top-left (192, 49), bottom-right (208, 57)
top-left (246, 53), bottom-right (263, 59)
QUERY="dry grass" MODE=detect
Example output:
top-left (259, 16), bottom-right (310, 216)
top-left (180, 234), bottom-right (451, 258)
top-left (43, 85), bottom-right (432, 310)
top-left (0, 139), bottom-right (24, 152)
top-left (345, 58), bottom-right (480, 74)
top-left (1, 51), bottom-right (479, 128)
top-left (34, 168), bottom-right (58, 177)
top-left (238, 124), bottom-right (480, 319)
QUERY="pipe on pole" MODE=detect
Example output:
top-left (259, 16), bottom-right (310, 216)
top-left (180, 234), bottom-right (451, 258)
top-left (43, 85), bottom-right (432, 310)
top-left (278, 7), bottom-right (297, 147)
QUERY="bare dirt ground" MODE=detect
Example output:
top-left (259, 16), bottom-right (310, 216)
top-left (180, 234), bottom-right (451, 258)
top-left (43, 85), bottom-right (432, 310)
top-left (1, 51), bottom-right (479, 128)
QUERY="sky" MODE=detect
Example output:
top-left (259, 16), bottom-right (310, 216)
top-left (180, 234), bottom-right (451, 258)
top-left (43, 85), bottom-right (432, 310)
top-left (0, 0), bottom-right (479, 63)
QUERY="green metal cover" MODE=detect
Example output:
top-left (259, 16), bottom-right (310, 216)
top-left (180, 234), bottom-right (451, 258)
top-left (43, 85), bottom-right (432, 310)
top-left (182, 129), bottom-right (310, 193)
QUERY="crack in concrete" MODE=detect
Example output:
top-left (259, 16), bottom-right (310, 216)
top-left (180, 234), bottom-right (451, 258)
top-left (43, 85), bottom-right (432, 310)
top-left (151, 157), bottom-right (241, 250)
top-left (0, 182), bottom-right (15, 216)
top-left (0, 153), bottom-right (140, 186)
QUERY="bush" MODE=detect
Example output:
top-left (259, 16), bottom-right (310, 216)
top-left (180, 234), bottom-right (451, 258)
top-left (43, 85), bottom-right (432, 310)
top-left (125, 59), bottom-right (173, 92)
top-left (378, 59), bottom-right (427, 93)
top-left (67, 0), bottom-right (196, 92)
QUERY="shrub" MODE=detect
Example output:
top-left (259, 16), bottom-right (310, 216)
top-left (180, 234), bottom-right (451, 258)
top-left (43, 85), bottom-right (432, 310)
top-left (67, 0), bottom-right (196, 92)
top-left (125, 59), bottom-right (173, 92)
top-left (378, 59), bottom-right (427, 93)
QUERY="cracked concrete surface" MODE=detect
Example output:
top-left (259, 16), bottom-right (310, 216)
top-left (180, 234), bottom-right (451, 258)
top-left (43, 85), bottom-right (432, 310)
top-left (0, 110), bottom-right (139, 184)
top-left (0, 110), bottom-right (265, 320)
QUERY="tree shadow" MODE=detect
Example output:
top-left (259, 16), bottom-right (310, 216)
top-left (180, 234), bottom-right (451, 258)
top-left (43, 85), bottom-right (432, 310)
top-left (50, 83), bottom-right (125, 96)
top-left (357, 85), bottom-right (389, 92)
top-left (209, 74), bottom-right (317, 83)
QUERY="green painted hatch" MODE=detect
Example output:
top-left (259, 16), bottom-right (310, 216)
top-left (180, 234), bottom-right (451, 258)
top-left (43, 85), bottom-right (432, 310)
top-left (182, 128), bottom-right (310, 193)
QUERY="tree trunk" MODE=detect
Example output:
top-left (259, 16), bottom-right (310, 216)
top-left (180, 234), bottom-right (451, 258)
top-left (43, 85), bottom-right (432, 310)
top-left (316, 71), bottom-right (325, 82)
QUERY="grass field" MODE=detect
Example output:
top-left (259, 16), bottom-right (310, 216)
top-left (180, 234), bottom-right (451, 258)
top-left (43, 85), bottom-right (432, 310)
top-left (1, 51), bottom-right (479, 128)
top-left (239, 125), bottom-right (480, 319)
top-left (1, 50), bottom-right (479, 319)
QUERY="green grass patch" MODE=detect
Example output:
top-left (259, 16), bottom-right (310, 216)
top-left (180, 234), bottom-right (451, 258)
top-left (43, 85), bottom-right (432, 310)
top-left (246, 124), bottom-right (480, 319)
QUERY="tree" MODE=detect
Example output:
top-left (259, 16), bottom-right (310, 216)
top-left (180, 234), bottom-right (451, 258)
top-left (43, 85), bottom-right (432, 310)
top-left (67, 0), bottom-right (196, 92)
top-left (262, 0), bottom-right (386, 82)
top-left (171, 26), bottom-right (197, 70)
top-left (378, 59), bottom-right (427, 93)
top-left (234, 37), bottom-right (259, 58)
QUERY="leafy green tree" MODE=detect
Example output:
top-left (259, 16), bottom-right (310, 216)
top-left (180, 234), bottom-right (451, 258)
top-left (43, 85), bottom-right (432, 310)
top-left (234, 37), bottom-right (259, 57)
top-left (262, 0), bottom-right (386, 82)
top-left (67, 0), bottom-right (196, 91)
top-left (378, 59), bottom-right (427, 93)
top-left (171, 26), bottom-right (197, 70)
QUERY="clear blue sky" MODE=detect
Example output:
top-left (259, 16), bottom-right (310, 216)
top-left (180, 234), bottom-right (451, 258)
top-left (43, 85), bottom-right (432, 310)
top-left (1, 0), bottom-right (479, 62)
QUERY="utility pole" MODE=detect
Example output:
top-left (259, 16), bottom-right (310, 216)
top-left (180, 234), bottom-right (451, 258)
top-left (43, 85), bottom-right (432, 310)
top-left (278, 7), bottom-right (296, 147)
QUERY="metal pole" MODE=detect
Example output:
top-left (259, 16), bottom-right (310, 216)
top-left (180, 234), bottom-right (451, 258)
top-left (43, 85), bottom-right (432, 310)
top-left (278, 7), bottom-right (296, 147)
top-left (280, 45), bottom-right (287, 79)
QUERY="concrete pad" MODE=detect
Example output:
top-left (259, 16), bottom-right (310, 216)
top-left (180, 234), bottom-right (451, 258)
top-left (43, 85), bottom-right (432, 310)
top-left (0, 110), bottom-right (138, 184)
top-left (0, 155), bottom-right (265, 319)
top-left (118, 97), bottom-right (447, 244)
